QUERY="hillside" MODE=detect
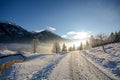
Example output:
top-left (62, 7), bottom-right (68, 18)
top-left (0, 22), bottom-right (67, 43)
top-left (82, 42), bottom-right (120, 79)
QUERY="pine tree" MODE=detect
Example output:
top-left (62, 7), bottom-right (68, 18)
top-left (62, 43), bottom-right (67, 52)
top-left (78, 42), bottom-right (83, 50)
top-left (118, 31), bottom-right (120, 41)
top-left (90, 35), bottom-right (95, 47)
top-left (68, 46), bottom-right (73, 51)
top-left (52, 42), bottom-right (61, 53)
top-left (115, 32), bottom-right (119, 42)
top-left (109, 32), bottom-right (116, 43)
top-left (85, 41), bottom-right (89, 50)
top-left (72, 44), bottom-right (76, 51)
top-left (80, 42), bottom-right (83, 50)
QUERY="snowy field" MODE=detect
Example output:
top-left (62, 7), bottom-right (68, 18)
top-left (0, 43), bottom-right (120, 80)
top-left (0, 43), bottom-right (52, 54)
top-left (82, 43), bottom-right (120, 80)
top-left (0, 51), bottom-right (66, 80)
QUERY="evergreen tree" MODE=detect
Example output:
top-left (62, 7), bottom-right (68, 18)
top-left (72, 44), bottom-right (76, 51)
top-left (109, 32), bottom-right (116, 43)
top-left (62, 43), bottom-right (67, 52)
top-left (118, 31), bottom-right (120, 41)
top-left (68, 46), bottom-right (73, 51)
top-left (90, 35), bottom-right (95, 47)
top-left (115, 32), bottom-right (119, 42)
top-left (80, 42), bottom-right (83, 50)
top-left (85, 41), bottom-right (89, 49)
top-left (78, 42), bottom-right (83, 50)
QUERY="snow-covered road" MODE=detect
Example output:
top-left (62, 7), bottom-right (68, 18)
top-left (70, 51), bottom-right (111, 80)
top-left (1, 51), bottom-right (112, 80)
top-left (49, 51), bottom-right (111, 80)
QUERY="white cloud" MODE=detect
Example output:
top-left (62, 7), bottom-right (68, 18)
top-left (47, 26), bottom-right (56, 31)
top-left (64, 31), bottom-right (91, 39)
top-left (67, 31), bottom-right (76, 35)
top-left (62, 35), bottom-right (67, 38)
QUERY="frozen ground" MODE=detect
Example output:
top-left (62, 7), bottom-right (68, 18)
top-left (0, 43), bottom-right (120, 80)
top-left (0, 50), bottom-right (113, 80)
top-left (0, 52), bottom-right (65, 80)
top-left (82, 43), bottom-right (120, 80)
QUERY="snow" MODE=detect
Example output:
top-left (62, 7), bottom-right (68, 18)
top-left (0, 52), bottom-right (66, 80)
top-left (0, 50), bottom-right (16, 56)
top-left (0, 55), bottom-right (25, 65)
top-left (0, 43), bottom-right (120, 80)
top-left (81, 43), bottom-right (120, 80)
top-left (49, 53), bottom-right (71, 80)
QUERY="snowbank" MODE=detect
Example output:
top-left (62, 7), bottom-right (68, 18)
top-left (82, 43), bottom-right (120, 79)
top-left (0, 51), bottom-right (66, 80)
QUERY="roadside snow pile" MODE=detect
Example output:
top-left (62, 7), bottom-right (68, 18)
top-left (82, 43), bottom-right (120, 79)
top-left (0, 50), bottom-right (26, 65)
top-left (0, 54), bottom-right (25, 65)
top-left (0, 50), bottom-right (16, 57)
top-left (0, 52), bottom-right (66, 80)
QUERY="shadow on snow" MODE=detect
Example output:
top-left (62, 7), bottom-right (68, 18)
top-left (31, 54), bottom-right (66, 80)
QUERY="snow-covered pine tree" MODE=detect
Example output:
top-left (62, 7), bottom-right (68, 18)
top-left (72, 44), bottom-right (76, 51)
top-left (79, 42), bottom-right (83, 50)
top-left (85, 40), bottom-right (89, 50)
top-left (109, 32), bottom-right (116, 43)
top-left (62, 43), bottom-right (67, 52)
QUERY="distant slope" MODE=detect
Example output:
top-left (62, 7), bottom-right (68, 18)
top-left (35, 30), bottom-right (68, 42)
top-left (0, 22), bottom-right (68, 43)
top-left (0, 22), bottom-right (33, 43)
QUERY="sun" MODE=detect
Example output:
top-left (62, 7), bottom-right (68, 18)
top-left (73, 31), bottom-right (90, 40)
top-left (62, 31), bottom-right (91, 47)
top-left (66, 39), bottom-right (87, 48)
top-left (73, 31), bottom-right (91, 46)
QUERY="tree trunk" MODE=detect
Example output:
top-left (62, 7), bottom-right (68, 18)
top-left (102, 45), bottom-right (106, 53)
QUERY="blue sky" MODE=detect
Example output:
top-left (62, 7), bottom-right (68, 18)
top-left (0, 0), bottom-right (120, 39)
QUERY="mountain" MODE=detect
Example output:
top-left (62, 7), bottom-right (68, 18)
top-left (35, 30), bottom-right (67, 42)
top-left (0, 22), bottom-right (67, 43)
top-left (0, 22), bottom-right (33, 43)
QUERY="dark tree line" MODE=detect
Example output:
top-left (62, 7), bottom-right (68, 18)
top-left (51, 31), bottom-right (120, 53)
top-left (68, 44), bottom-right (76, 51)
top-left (75, 31), bottom-right (120, 53)
top-left (90, 31), bottom-right (120, 48)
top-left (52, 42), bottom-right (68, 53)
top-left (52, 42), bottom-right (79, 53)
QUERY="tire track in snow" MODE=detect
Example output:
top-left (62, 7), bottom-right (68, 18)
top-left (70, 51), bottom-right (111, 80)
top-left (80, 53), bottom-right (112, 80)
top-left (31, 54), bottom-right (66, 80)
top-left (49, 53), bottom-right (71, 80)
top-left (70, 51), bottom-right (87, 80)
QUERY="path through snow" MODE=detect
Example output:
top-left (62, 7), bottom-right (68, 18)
top-left (1, 51), bottom-right (112, 80)
top-left (49, 51), bottom-right (111, 80)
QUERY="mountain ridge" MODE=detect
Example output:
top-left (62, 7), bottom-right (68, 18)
top-left (0, 22), bottom-right (67, 43)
